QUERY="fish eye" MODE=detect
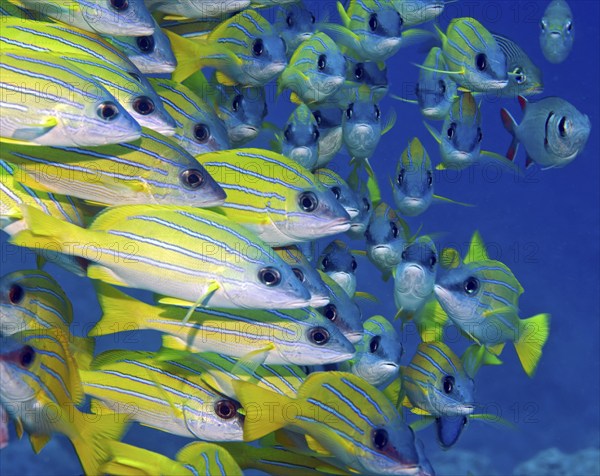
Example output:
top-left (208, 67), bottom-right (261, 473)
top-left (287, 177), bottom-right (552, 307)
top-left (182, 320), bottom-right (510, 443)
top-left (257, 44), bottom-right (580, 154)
top-left (193, 124), bottom-right (210, 143)
top-left (284, 124), bottom-right (292, 142)
top-left (132, 96), bottom-right (155, 116)
top-left (355, 64), bottom-right (365, 80)
top-left (263, 102), bottom-right (268, 118)
top-left (313, 111), bottom-right (322, 126)
top-left (475, 53), bottom-right (487, 72)
top-left (298, 191), bottom-right (318, 212)
top-left (252, 38), bottom-right (264, 57)
top-left (463, 276), bottom-right (479, 295)
top-left (214, 400), bottom-right (237, 419)
top-left (362, 197), bottom-right (370, 211)
top-left (280, 37), bottom-right (287, 53)
top-left (447, 123), bottom-right (456, 139)
top-left (311, 13), bottom-right (316, 24)
top-left (390, 221), bottom-right (399, 239)
top-left (312, 125), bottom-right (320, 141)
top-left (397, 168), bottom-right (405, 186)
top-left (372, 428), bottom-right (389, 450)
top-left (321, 256), bottom-right (331, 269)
top-left (346, 103), bottom-right (354, 119)
top-left (110, 0), bottom-right (129, 11)
top-left (369, 335), bottom-right (381, 353)
top-left (322, 303), bottom-right (337, 321)
top-left (374, 105), bottom-right (381, 120)
top-left (401, 250), bottom-right (407, 260)
top-left (286, 14), bottom-right (294, 27)
top-left (427, 170), bottom-right (433, 187)
top-left (351, 258), bottom-right (357, 271)
top-left (558, 116), bottom-right (568, 137)
top-left (8, 284), bottom-right (24, 304)
top-left (513, 67), bottom-right (525, 85)
top-left (566, 21), bottom-right (573, 32)
top-left (369, 13), bottom-right (378, 31)
top-left (398, 12), bottom-right (404, 27)
top-left (97, 102), bottom-right (119, 121)
top-left (477, 128), bottom-right (483, 143)
top-left (258, 267), bottom-right (282, 286)
top-left (317, 54), bottom-right (327, 71)
top-left (442, 375), bottom-right (455, 394)
top-left (429, 255), bottom-right (437, 268)
top-left (128, 72), bottom-right (142, 83)
top-left (309, 327), bottom-right (330, 345)
top-left (540, 20), bottom-right (546, 30)
top-left (19, 345), bottom-right (36, 368)
top-left (292, 268), bottom-right (305, 282)
top-left (232, 94), bottom-right (243, 112)
top-left (331, 186), bottom-right (341, 200)
top-left (136, 35), bottom-right (155, 53)
top-left (438, 79), bottom-right (446, 94)
top-left (180, 169), bottom-right (205, 190)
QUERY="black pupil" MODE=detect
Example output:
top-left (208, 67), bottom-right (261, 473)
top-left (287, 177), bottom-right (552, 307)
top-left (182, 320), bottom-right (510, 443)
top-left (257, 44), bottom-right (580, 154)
top-left (322, 257), bottom-right (330, 269)
top-left (215, 400), bottom-right (236, 419)
top-left (369, 13), bottom-right (378, 31)
top-left (286, 15), bottom-right (293, 27)
top-left (98, 102), bottom-right (118, 120)
top-left (477, 129), bottom-right (483, 142)
top-left (401, 250), bottom-right (407, 260)
top-left (261, 269), bottom-right (278, 285)
top-left (443, 375), bottom-right (455, 394)
top-left (137, 36), bottom-right (155, 53)
top-left (464, 277), bottom-right (479, 294)
top-left (8, 284), bottom-right (24, 304)
top-left (253, 39), bottom-right (264, 56)
top-left (20, 345), bottom-right (35, 367)
top-left (314, 111), bottom-right (322, 125)
top-left (312, 126), bottom-right (319, 141)
top-left (363, 198), bottom-right (370, 211)
top-left (558, 117), bottom-right (567, 136)
top-left (324, 304), bottom-right (337, 321)
top-left (447, 124), bottom-right (456, 138)
top-left (372, 429), bottom-right (388, 450)
top-left (194, 124), bottom-right (210, 142)
top-left (284, 125), bottom-right (292, 141)
top-left (133, 96), bottom-right (154, 115)
top-left (351, 259), bottom-right (357, 271)
top-left (397, 169), bottom-right (405, 186)
top-left (427, 171), bottom-right (433, 187)
top-left (331, 187), bottom-right (341, 199)
top-left (391, 222), bottom-right (398, 238)
top-left (311, 327), bottom-right (329, 345)
top-left (476, 53), bottom-right (487, 71)
top-left (369, 335), bottom-right (380, 353)
top-left (355, 65), bottom-right (364, 79)
top-left (374, 105), bottom-right (380, 119)
top-left (439, 80), bottom-right (446, 94)
top-left (318, 54), bottom-right (327, 70)
top-left (293, 268), bottom-right (305, 282)
top-left (346, 104), bottom-right (353, 119)
top-left (111, 0), bottom-right (128, 10)
top-left (311, 13), bottom-right (316, 23)
top-left (181, 169), bottom-right (203, 189)
top-left (429, 255), bottom-right (437, 267)
top-left (300, 192), bottom-right (317, 212)
top-left (232, 95), bottom-right (242, 112)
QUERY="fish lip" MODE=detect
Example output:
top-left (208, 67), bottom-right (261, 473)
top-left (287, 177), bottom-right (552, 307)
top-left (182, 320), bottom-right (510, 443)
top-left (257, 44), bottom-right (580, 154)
top-left (308, 295), bottom-right (330, 307)
top-left (345, 332), bottom-right (364, 345)
top-left (152, 125), bottom-right (177, 136)
top-left (329, 351), bottom-right (356, 363)
top-left (404, 197), bottom-right (424, 204)
top-left (345, 208), bottom-right (360, 219)
top-left (326, 219), bottom-right (351, 234)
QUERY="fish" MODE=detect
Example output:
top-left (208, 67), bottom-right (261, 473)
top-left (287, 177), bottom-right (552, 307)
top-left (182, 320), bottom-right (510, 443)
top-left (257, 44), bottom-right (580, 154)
top-left (401, 342), bottom-right (475, 417)
top-left (277, 103), bottom-right (320, 170)
top-left (311, 106), bottom-right (344, 168)
top-left (317, 240), bottom-right (358, 297)
top-left (17, 0), bottom-right (155, 36)
top-left (274, 1), bottom-right (318, 58)
top-left (2, 128), bottom-right (226, 207)
top-left (433, 17), bottom-right (508, 92)
top-left (80, 349), bottom-right (245, 441)
top-left (540, 0), bottom-right (574, 64)
top-left (167, 10), bottom-right (287, 86)
top-left (277, 32), bottom-right (346, 104)
top-left (434, 233), bottom-right (551, 377)
top-left (0, 51), bottom-right (141, 147)
top-left (314, 168), bottom-right (361, 219)
top-left (196, 149), bottom-right (351, 246)
top-left (104, 17), bottom-right (177, 74)
top-left (0, 329), bottom-right (127, 474)
top-left (365, 202), bottom-right (410, 279)
top-left (89, 282), bottom-right (354, 366)
top-left (0, 18), bottom-right (176, 135)
top-left (393, 47), bottom-right (458, 121)
top-left (392, 0), bottom-right (445, 27)
top-left (340, 315), bottom-right (402, 388)
top-left (345, 174), bottom-right (374, 240)
top-left (493, 33), bottom-right (543, 98)
top-left (149, 78), bottom-right (231, 156)
top-left (233, 371), bottom-right (422, 475)
top-left (392, 137), bottom-right (470, 216)
top-left (317, 270), bottom-right (364, 345)
top-left (500, 95), bottom-right (591, 169)
top-left (344, 57), bottom-right (390, 103)
top-left (342, 85), bottom-right (396, 162)
top-left (273, 245), bottom-right (330, 307)
top-left (393, 236), bottom-right (438, 321)
top-left (11, 204), bottom-right (312, 310)
top-left (145, 0), bottom-right (251, 19)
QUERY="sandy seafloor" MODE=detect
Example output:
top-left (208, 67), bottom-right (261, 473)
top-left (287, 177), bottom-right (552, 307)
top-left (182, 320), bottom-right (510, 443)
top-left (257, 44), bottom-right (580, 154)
top-left (0, 1), bottom-right (599, 475)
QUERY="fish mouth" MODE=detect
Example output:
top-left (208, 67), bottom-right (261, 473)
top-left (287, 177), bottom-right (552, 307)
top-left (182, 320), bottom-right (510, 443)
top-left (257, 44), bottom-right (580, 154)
top-left (308, 295), bottom-right (330, 307)
top-left (329, 351), bottom-right (356, 364)
top-left (345, 207), bottom-right (360, 219)
top-left (345, 331), bottom-right (364, 345)
top-left (325, 218), bottom-right (351, 234)
top-left (229, 125), bottom-right (258, 143)
top-left (550, 31), bottom-right (562, 37)
top-left (404, 197), bottom-right (424, 205)
top-left (433, 284), bottom-right (451, 304)
top-left (152, 124), bottom-right (176, 136)
top-left (485, 79), bottom-right (509, 90)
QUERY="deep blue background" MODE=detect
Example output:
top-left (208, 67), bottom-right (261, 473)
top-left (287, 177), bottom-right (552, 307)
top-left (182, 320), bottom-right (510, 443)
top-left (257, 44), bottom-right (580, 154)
top-left (1, 1), bottom-right (598, 474)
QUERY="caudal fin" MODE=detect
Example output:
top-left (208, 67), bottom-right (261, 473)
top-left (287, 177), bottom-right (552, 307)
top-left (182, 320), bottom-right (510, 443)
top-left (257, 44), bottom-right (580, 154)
top-left (514, 313), bottom-right (551, 377)
top-left (500, 108), bottom-right (520, 161)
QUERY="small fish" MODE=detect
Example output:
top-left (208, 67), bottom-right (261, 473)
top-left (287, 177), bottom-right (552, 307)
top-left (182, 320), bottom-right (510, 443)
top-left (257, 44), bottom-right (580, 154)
top-left (345, 174), bottom-right (374, 240)
top-left (101, 440), bottom-right (243, 476)
top-left (197, 149), bottom-right (351, 246)
top-left (104, 17), bottom-right (177, 74)
top-left (0, 329), bottom-right (127, 474)
top-left (274, 1), bottom-right (318, 58)
top-left (402, 342), bottom-right (475, 417)
top-left (12, 204), bottom-right (311, 310)
top-left (277, 32), bottom-right (346, 104)
top-left (90, 282), bottom-right (354, 366)
top-left (393, 236), bottom-right (438, 321)
top-left (345, 57), bottom-right (390, 103)
top-left (342, 86), bottom-right (396, 161)
top-left (340, 315), bottom-right (402, 388)
top-left (392, 0), bottom-right (445, 27)
top-left (540, 0), bottom-right (574, 64)
top-left (168, 10), bottom-right (287, 86)
top-left (18, 0), bottom-right (155, 36)
top-left (500, 95), bottom-right (591, 169)
top-left (314, 168), bottom-right (361, 219)
top-left (317, 240), bottom-right (358, 297)
top-left (150, 78), bottom-right (231, 156)
top-left (365, 203), bottom-right (410, 278)
top-left (0, 51), bottom-right (140, 147)
top-left (233, 371), bottom-right (422, 475)
top-left (277, 104), bottom-right (320, 170)
top-left (493, 33), bottom-right (543, 98)
top-left (311, 106), bottom-right (344, 167)
top-left (145, 0), bottom-right (251, 19)
top-left (316, 270), bottom-right (364, 345)
top-left (393, 137), bottom-right (469, 216)
top-left (434, 17), bottom-right (508, 92)
top-left (2, 129), bottom-right (226, 207)
top-left (80, 350), bottom-right (245, 441)
top-left (274, 245), bottom-right (330, 307)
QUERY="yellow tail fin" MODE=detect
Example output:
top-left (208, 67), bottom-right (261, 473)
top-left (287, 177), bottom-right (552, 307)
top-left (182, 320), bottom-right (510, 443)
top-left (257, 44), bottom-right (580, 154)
top-left (514, 313), bottom-right (550, 377)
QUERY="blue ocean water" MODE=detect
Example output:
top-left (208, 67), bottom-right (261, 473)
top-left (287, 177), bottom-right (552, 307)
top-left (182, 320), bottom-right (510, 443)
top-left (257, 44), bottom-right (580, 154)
top-left (0, 1), bottom-right (598, 475)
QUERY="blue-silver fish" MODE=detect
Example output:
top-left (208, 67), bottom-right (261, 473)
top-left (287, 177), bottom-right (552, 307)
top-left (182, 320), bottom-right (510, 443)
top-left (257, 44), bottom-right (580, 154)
top-left (315, 168), bottom-right (361, 219)
top-left (392, 0), bottom-right (445, 27)
top-left (274, 1), bottom-right (317, 58)
top-left (540, 0), bottom-right (574, 64)
top-left (277, 103), bottom-right (320, 170)
top-left (317, 240), bottom-right (358, 297)
top-left (311, 106), bottom-right (344, 167)
top-left (493, 33), bottom-right (543, 98)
